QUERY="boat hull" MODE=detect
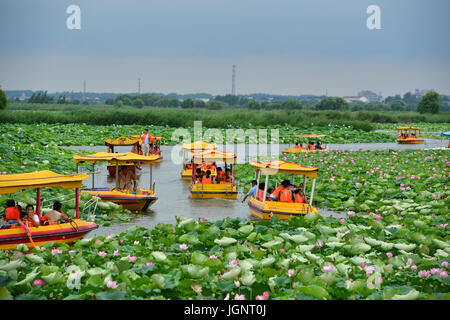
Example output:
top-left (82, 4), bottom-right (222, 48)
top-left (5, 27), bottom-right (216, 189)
top-left (0, 219), bottom-right (98, 250)
top-left (248, 197), bottom-right (318, 220)
top-left (190, 183), bottom-right (237, 200)
top-left (397, 139), bottom-right (424, 144)
top-left (82, 188), bottom-right (158, 211)
top-left (282, 148), bottom-right (328, 154)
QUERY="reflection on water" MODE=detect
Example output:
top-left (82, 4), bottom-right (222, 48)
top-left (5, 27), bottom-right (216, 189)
top-left (64, 139), bottom-right (445, 237)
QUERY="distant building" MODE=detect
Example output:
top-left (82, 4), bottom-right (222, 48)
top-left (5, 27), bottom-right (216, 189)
top-left (415, 89), bottom-right (435, 99)
top-left (358, 90), bottom-right (382, 103)
top-left (343, 96), bottom-right (369, 103)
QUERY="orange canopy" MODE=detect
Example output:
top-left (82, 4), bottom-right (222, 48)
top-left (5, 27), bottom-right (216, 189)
top-left (250, 160), bottom-right (318, 178)
top-left (0, 170), bottom-right (89, 194)
top-left (105, 136), bottom-right (140, 146)
top-left (183, 141), bottom-right (218, 151)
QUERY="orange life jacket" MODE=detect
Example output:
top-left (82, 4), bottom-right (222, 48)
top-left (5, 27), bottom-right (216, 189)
top-left (216, 171), bottom-right (224, 181)
top-left (141, 133), bottom-right (154, 144)
top-left (295, 193), bottom-right (305, 203)
top-left (310, 145), bottom-right (315, 151)
top-left (271, 185), bottom-right (284, 198)
top-left (202, 175), bottom-right (212, 184)
top-left (5, 207), bottom-right (20, 220)
top-left (257, 189), bottom-right (265, 201)
top-left (279, 189), bottom-right (293, 203)
top-left (295, 145), bottom-right (300, 149)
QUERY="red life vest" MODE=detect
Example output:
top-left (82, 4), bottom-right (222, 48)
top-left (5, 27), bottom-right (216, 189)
top-left (5, 207), bottom-right (20, 220)
top-left (295, 193), bottom-right (305, 203)
top-left (202, 175), bottom-right (212, 184)
top-left (279, 189), bottom-right (293, 203)
top-left (216, 171), bottom-right (224, 181)
top-left (295, 145), bottom-right (300, 149)
top-left (310, 145), bottom-right (315, 151)
top-left (271, 185), bottom-right (284, 198)
top-left (257, 189), bottom-right (265, 201)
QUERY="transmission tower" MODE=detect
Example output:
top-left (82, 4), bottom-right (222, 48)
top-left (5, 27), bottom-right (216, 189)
top-left (83, 80), bottom-right (86, 101)
top-left (138, 78), bottom-right (141, 94)
top-left (231, 65), bottom-right (236, 96)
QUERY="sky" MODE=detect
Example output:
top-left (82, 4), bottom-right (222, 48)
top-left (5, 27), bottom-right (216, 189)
top-left (0, 0), bottom-right (449, 97)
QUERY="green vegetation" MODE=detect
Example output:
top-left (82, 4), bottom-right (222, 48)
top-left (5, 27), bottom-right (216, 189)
top-left (0, 88), bottom-right (7, 110)
top-left (417, 91), bottom-right (441, 114)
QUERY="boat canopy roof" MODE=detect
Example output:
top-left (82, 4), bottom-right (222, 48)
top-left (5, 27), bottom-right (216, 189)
top-left (192, 150), bottom-right (236, 164)
top-left (397, 126), bottom-right (421, 131)
top-left (129, 134), bottom-right (162, 141)
top-left (440, 131), bottom-right (450, 137)
top-left (0, 170), bottom-right (89, 194)
top-left (250, 160), bottom-right (319, 178)
top-left (105, 136), bottom-right (140, 146)
top-left (182, 141), bottom-right (218, 151)
top-left (74, 152), bottom-right (159, 164)
top-left (291, 134), bottom-right (327, 138)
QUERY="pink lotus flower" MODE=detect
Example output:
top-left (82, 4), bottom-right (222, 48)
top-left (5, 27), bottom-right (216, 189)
top-left (418, 270), bottom-right (431, 278)
top-left (128, 256), bottom-right (137, 262)
top-left (347, 211), bottom-right (355, 216)
top-left (200, 217), bottom-right (206, 222)
top-left (374, 214), bottom-right (382, 220)
top-left (229, 259), bottom-right (239, 265)
top-left (339, 218), bottom-right (345, 224)
top-left (288, 269), bottom-right (295, 277)
top-left (51, 249), bottom-right (62, 255)
top-left (440, 271), bottom-right (448, 279)
top-left (234, 280), bottom-right (240, 288)
top-left (113, 250), bottom-right (120, 256)
top-left (256, 291), bottom-right (269, 300)
top-left (146, 262), bottom-right (154, 266)
top-left (280, 249), bottom-right (285, 253)
top-left (98, 251), bottom-right (107, 258)
top-left (15, 252), bottom-right (21, 258)
top-left (106, 235), bottom-right (114, 240)
top-left (322, 264), bottom-right (334, 272)
top-left (411, 265), bottom-right (417, 271)
top-left (234, 294), bottom-right (245, 300)
top-left (315, 240), bottom-right (323, 248)
top-left (179, 244), bottom-right (188, 250)
top-left (224, 293), bottom-right (230, 300)
top-left (33, 279), bottom-right (46, 287)
top-left (209, 254), bottom-right (218, 259)
top-left (134, 241), bottom-right (140, 245)
top-left (386, 252), bottom-right (393, 259)
top-left (430, 268), bottom-right (442, 275)
top-left (106, 280), bottom-right (118, 289)
top-left (441, 261), bottom-right (449, 268)
top-left (406, 258), bottom-right (412, 266)
top-left (364, 265), bottom-right (375, 276)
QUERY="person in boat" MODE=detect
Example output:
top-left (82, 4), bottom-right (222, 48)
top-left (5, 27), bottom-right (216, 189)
top-left (25, 204), bottom-right (40, 227)
top-left (315, 141), bottom-right (323, 150)
top-left (294, 143), bottom-right (300, 149)
top-left (2, 199), bottom-right (20, 225)
top-left (220, 168), bottom-right (232, 184)
top-left (278, 182), bottom-right (295, 203)
top-left (141, 129), bottom-right (152, 156)
top-left (271, 180), bottom-right (290, 200)
top-left (257, 182), bottom-right (266, 201)
top-left (202, 170), bottom-right (213, 184)
top-left (44, 201), bottom-right (70, 224)
top-left (118, 165), bottom-right (128, 189)
top-left (195, 168), bottom-right (204, 183)
top-left (293, 189), bottom-right (306, 203)
top-left (411, 133), bottom-right (417, 138)
top-left (309, 141), bottom-right (316, 151)
top-left (216, 167), bottom-right (224, 183)
top-left (242, 180), bottom-right (258, 203)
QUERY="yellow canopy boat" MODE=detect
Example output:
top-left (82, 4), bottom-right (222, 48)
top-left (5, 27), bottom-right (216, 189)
top-left (130, 134), bottom-right (163, 158)
top-left (105, 136), bottom-right (144, 175)
top-left (0, 170), bottom-right (98, 250)
top-left (397, 127), bottom-right (424, 144)
top-left (74, 152), bottom-right (159, 211)
top-left (190, 149), bottom-right (237, 200)
top-left (181, 141), bottom-right (218, 180)
top-left (248, 160), bottom-right (319, 220)
top-left (282, 134), bottom-right (328, 154)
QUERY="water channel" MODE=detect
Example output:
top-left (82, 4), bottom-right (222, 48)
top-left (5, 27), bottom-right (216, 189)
top-left (63, 138), bottom-right (447, 237)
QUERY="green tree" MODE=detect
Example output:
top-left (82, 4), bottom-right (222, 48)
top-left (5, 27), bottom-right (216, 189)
top-left (315, 97), bottom-right (348, 110)
top-left (281, 98), bottom-right (302, 109)
top-left (0, 87), bottom-right (7, 110)
top-left (194, 100), bottom-right (206, 108)
top-left (417, 91), bottom-right (440, 114)
top-left (115, 100), bottom-right (124, 108)
top-left (247, 99), bottom-right (261, 109)
top-left (181, 98), bottom-right (195, 109)
top-left (72, 99), bottom-right (81, 105)
top-left (105, 98), bottom-right (115, 105)
top-left (207, 100), bottom-right (222, 110)
top-left (82, 100), bottom-right (89, 105)
top-left (133, 98), bottom-right (145, 108)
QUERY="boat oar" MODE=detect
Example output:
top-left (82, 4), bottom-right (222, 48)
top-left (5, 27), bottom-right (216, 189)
top-left (21, 224), bottom-right (36, 248)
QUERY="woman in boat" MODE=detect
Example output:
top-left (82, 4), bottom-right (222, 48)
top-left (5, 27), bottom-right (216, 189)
top-left (279, 183), bottom-right (295, 203)
top-left (195, 168), bottom-right (204, 183)
top-left (215, 167), bottom-right (224, 183)
top-left (294, 143), bottom-right (300, 149)
top-left (25, 204), bottom-right (40, 227)
top-left (220, 169), bottom-right (232, 184)
top-left (294, 189), bottom-right (306, 203)
top-left (2, 199), bottom-right (20, 225)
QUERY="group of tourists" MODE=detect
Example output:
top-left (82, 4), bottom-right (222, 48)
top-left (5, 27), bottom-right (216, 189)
top-left (294, 141), bottom-right (323, 150)
top-left (118, 165), bottom-right (137, 192)
top-left (1, 199), bottom-right (70, 229)
top-left (399, 133), bottom-right (416, 139)
top-left (194, 163), bottom-right (233, 184)
top-left (242, 179), bottom-right (306, 203)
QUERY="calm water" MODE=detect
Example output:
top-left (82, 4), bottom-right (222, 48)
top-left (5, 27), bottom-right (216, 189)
top-left (64, 139), bottom-right (446, 237)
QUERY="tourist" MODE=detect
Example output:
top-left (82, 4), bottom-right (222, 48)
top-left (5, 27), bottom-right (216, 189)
top-left (202, 170), bottom-right (213, 184)
top-left (25, 205), bottom-right (40, 227)
top-left (44, 201), bottom-right (70, 224)
top-left (241, 180), bottom-right (258, 203)
top-left (141, 129), bottom-right (152, 156)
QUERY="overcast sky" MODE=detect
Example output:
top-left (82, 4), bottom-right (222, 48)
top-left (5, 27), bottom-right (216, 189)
top-left (1, 0), bottom-right (449, 96)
